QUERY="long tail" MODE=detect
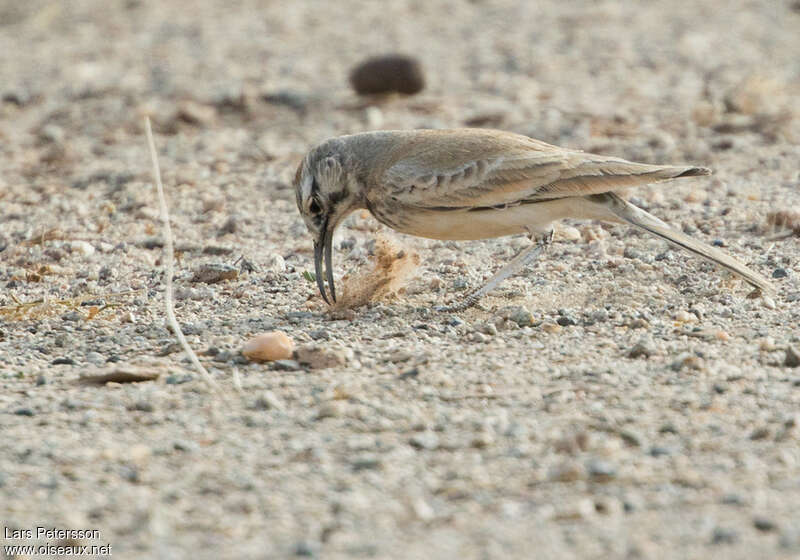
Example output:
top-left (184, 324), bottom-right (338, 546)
top-left (588, 192), bottom-right (772, 293)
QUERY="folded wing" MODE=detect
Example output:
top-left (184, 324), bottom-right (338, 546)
top-left (380, 129), bottom-right (709, 210)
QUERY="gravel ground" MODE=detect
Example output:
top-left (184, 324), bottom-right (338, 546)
top-left (2, 1), bottom-right (800, 558)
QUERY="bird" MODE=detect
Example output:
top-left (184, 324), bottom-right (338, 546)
top-left (293, 128), bottom-right (771, 309)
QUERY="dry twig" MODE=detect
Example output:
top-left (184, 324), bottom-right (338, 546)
top-left (145, 117), bottom-right (227, 398)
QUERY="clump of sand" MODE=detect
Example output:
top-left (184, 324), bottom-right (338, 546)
top-left (333, 236), bottom-right (420, 310)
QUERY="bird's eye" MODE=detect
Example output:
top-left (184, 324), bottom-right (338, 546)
top-left (308, 198), bottom-right (322, 215)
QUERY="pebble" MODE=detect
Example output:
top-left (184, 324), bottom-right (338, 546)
top-left (556, 315), bottom-right (577, 327)
top-left (86, 351), bottom-right (105, 365)
top-left (759, 337), bottom-right (776, 351)
top-left (218, 216), bottom-right (239, 235)
top-left (628, 339), bottom-right (655, 359)
top-left (272, 359), bottom-right (301, 371)
top-left (772, 268), bottom-right (789, 278)
top-left (295, 345), bottom-right (351, 369)
top-left (129, 400), bottom-right (154, 413)
top-left (351, 455), bottom-right (382, 471)
top-left (648, 446), bottom-right (672, 457)
top-left (51, 357), bottom-right (75, 365)
top-left (349, 54), bottom-right (425, 95)
top-left (252, 391), bottom-right (284, 411)
top-left (674, 310), bottom-right (696, 323)
top-left (316, 401), bottom-right (346, 420)
top-left (749, 427), bottom-right (770, 440)
top-left (587, 459), bottom-right (617, 482)
top-left (176, 100), bottom-right (216, 126)
top-left (549, 460), bottom-right (585, 482)
top-left (784, 346), bottom-right (800, 368)
top-left (753, 516), bottom-right (777, 532)
top-left (762, 296), bottom-right (776, 310)
top-left (293, 540), bottom-right (318, 557)
top-left (265, 253), bottom-right (286, 274)
top-left (498, 306), bottom-right (535, 328)
top-left (70, 240), bottom-right (95, 256)
top-left (475, 322), bottom-right (498, 336)
top-left (559, 226), bottom-right (581, 242)
top-left (628, 318), bottom-right (649, 329)
top-left (409, 431), bottom-right (439, 450)
top-left (541, 322), bottom-right (562, 334)
top-left (670, 352), bottom-right (703, 371)
top-left (191, 263), bottom-right (238, 284)
top-left (242, 331), bottom-right (294, 363)
top-left (711, 526), bottom-right (739, 545)
top-left (14, 407), bottom-right (35, 416)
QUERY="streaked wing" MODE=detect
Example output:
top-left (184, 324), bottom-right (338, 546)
top-left (379, 129), bottom-right (705, 210)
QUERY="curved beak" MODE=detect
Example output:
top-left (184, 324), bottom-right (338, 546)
top-left (313, 217), bottom-right (336, 305)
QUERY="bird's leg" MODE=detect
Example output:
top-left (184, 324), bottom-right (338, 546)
top-left (436, 228), bottom-right (553, 312)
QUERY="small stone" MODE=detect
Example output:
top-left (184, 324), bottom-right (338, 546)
top-left (749, 427), bottom-right (770, 440)
top-left (261, 90), bottom-right (310, 114)
top-left (670, 352), bottom-right (702, 371)
top-left (265, 253), bottom-right (286, 274)
top-left (295, 345), bottom-right (351, 369)
top-left (191, 263), bottom-right (238, 284)
top-left (316, 401), bottom-right (346, 419)
top-left (35, 374), bottom-right (47, 386)
top-left (86, 351), bottom-right (105, 365)
top-left (762, 296), bottom-right (776, 310)
top-left (541, 322), bottom-right (562, 334)
top-left (558, 226), bottom-right (581, 242)
top-left (70, 240), bottom-right (95, 256)
top-left (176, 100), bottom-right (216, 126)
top-left (351, 455), bottom-right (382, 471)
top-left (51, 357), bottom-right (75, 365)
top-left (172, 440), bottom-right (197, 452)
top-left (218, 216), bottom-right (239, 235)
top-left (587, 459), bottom-right (617, 482)
top-left (14, 407), bottom-right (35, 416)
top-left (409, 431), bottom-right (439, 450)
top-left (711, 527), bottom-right (738, 545)
top-left (293, 540), bottom-right (318, 557)
top-left (129, 400), bottom-right (154, 413)
top-left (549, 460), bottom-right (585, 482)
top-left (674, 310), bottom-right (696, 323)
top-left (556, 315), bottom-right (577, 327)
top-left (554, 498), bottom-right (595, 520)
top-left (471, 431), bottom-right (495, 448)
top-left (411, 497), bottom-right (436, 521)
top-left (772, 268), bottom-right (788, 278)
top-left (499, 306), bottom-right (535, 327)
top-left (628, 339), bottom-right (655, 359)
top-left (784, 346), bottom-right (800, 368)
top-left (475, 322), bottom-right (497, 336)
top-left (618, 429), bottom-right (643, 447)
top-left (242, 331), bottom-right (294, 363)
top-left (272, 359), bottom-right (301, 371)
top-left (759, 337), bottom-right (776, 351)
top-left (648, 446), bottom-right (672, 457)
top-left (716, 330), bottom-right (730, 341)
top-left (753, 517), bottom-right (777, 532)
top-left (252, 391), bottom-right (284, 411)
top-left (309, 329), bottom-right (330, 341)
top-left (349, 54), bottom-right (425, 95)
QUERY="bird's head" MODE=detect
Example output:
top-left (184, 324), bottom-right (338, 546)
top-left (294, 138), bottom-right (364, 304)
